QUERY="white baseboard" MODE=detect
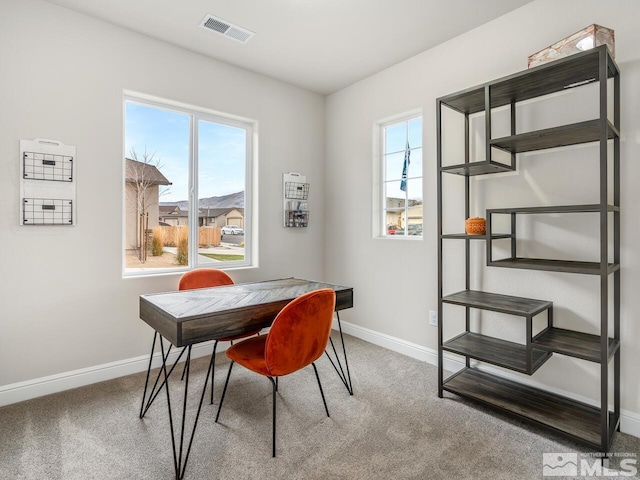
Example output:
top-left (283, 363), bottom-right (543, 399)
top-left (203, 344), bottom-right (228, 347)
top-left (2, 322), bottom-right (639, 441)
top-left (0, 340), bottom-right (223, 408)
top-left (332, 318), bottom-right (459, 372)
top-left (335, 319), bottom-right (640, 441)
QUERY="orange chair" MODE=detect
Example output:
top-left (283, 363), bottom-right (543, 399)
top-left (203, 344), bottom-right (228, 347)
top-left (177, 269), bottom-right (262, 404)
top-left (215, 288), bottom-right (337, 457)
top-left (177, 268), bottom-right (234, 291)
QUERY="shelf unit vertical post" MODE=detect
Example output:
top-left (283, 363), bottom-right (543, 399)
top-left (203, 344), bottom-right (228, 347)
top-left (509, 101), bottom-right (517, 258)
top-left (525, 313), bottom-right (532, 373)
top-left (484, 85), bottom-right (492, 167)
top-left (598, 46), bottom-right (610, 452)
top-left (510, 213), bottom-right (516, 259)
top-left (509, 101), bottom-right (516, 168)
top-left (484, 84), bottom-right (493, 267)
top-left (613, 56), bottom-right (621, 432)
top-left (464, 113), bottom-right (471, 367)
top-left (436, 99), bottom-right (444, 398)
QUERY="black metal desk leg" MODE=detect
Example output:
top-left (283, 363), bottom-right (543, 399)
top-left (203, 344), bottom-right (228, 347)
top-left (139, 331), bottom-right (159, 418)
top-left (156, 338), bottom-right (216, 480)
top-left (324, 311), bottom-right (353, 395)
top-left (139, 333), bottom-right (188, 419)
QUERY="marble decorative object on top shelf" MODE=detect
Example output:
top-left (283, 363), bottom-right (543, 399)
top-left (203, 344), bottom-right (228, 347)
top-left (528, 24), bottom-right (614, 68)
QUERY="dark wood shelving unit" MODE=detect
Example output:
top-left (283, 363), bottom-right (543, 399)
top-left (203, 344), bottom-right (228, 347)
top-left (437, 45), bottom-right (621, 451)
top-left (440, 233), bottom-right (512, 240)
top-left (533, 327), bottom-right (619, 363)
top-left (442, 290), bottom-right (552, 374)
top-left (442, 368), bottom-right (617, 449)
top-left (440, 45), bottom-right (617, 115)
top-left (442, 290), bottom-right (551, 316)
top-left (443, 332), bottom-right (551, 374)
top-left (440, 161), bottom-right (514, 176)
top-left (486, 205), bottom-right (621, 274)
top-left (487, 204), bottom-right (620, 214)
top-left (490, 119), bottom-right (619, 154)
top-left (488, 258), bottom-right (619, 275)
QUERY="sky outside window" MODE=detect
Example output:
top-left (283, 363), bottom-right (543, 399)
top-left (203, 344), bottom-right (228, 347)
top-left (198, 119), bottom-right (246, 200)
top-left (125, 102), bottom-right (246, 202)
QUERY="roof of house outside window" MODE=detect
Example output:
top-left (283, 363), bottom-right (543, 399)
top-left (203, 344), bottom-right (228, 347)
top-left (159, 205), bottom-right (180, 215)
top-left (125, 158), bottom-right (171, 186)
top-left (159, 207), bottom-right (245, 219)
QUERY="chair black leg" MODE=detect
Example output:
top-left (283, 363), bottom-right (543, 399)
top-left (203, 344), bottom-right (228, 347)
top-left (268, 377), bottom-right (277, 457)
top-left (215, 361), bottom-right (234, 423)
top-left (312, 362), bottom-right (330, 417)
top-left (210, 340), bottom-right (219, 405)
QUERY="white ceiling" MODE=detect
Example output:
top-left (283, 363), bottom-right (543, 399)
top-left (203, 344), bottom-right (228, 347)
top-left (44, 0), bottom-right (534, 94)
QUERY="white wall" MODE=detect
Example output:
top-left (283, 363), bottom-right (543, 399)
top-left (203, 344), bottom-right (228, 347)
top-left (326, 0), bottom-right (640, 425)
top-left (0, 0), bottom-right (325, 387)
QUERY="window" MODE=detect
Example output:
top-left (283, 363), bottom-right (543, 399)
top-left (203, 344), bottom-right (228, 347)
top-left (381, 115), bottom-right (423, 237)
top-left (124, 96), bottom-right (253, 274)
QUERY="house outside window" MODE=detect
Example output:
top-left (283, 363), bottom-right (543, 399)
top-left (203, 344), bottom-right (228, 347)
top-left (381, 115), bottom-right (423, 237)
top-left (124, 96), bottom-right (254, 274)
top-left (125, 158), bottom-right (172, 253)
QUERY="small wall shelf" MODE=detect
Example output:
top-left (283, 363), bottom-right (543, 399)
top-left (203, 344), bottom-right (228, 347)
top-left (23, 151), bottom-right (73, 182)
top-left (19, 138), bottom-right (77, 226)
top-left (283, 172), bottom-right (309, 228)
top-left (22, 198), bottom-right (73, 225)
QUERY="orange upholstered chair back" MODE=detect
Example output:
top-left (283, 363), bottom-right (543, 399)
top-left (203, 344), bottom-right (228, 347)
top-left (265, 289), bottom-right (336, 377)
top-left (178, 268), bottom-right (234, 291)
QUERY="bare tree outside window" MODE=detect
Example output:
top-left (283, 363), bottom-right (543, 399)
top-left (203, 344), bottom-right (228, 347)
top-left (125, 147), bottom-right (171, 263)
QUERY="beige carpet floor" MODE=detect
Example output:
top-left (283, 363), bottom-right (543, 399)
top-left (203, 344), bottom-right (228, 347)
top-left (1, 333), bottom-right (638, 480)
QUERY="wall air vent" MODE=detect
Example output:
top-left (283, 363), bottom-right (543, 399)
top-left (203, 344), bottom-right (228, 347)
top-left (199, 14), bottom-right (255, 44)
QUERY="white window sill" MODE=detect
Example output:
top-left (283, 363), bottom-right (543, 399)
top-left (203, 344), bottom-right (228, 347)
top-left (374, 235), bottom-right (423, 241)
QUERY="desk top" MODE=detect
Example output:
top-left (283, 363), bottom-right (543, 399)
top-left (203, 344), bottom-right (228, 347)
top-left (140, 277), bottom-right (353, 346)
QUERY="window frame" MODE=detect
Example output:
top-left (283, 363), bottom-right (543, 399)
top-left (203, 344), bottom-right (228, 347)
top-left (379, 112), bottom-right (423, 239)
top-left (123, 93), bottom-right (255, 276)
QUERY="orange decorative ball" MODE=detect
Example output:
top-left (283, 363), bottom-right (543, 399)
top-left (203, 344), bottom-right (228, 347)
top-left (465, 217), bottom-right (486, 235)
